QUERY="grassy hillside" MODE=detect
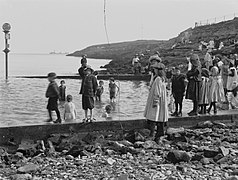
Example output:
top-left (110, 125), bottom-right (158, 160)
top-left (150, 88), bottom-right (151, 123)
top-left (67, 17), bottom-right (238, 74)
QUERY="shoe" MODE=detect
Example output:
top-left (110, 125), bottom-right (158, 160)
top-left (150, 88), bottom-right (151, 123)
top-left (170, 112), bottom-right (178, 116)
top-left (46, 119), bottom-right (53, 122)
top-left (187, 110), bottom-right (194, 115)
top-left (54, 119), bottom-right (62, 123)
top-left (188, 111), bottom-right (198, 116)
top-left (214, 110), bottom-right (217, 114)
top-left (177, 112), bottom-right (182, 117)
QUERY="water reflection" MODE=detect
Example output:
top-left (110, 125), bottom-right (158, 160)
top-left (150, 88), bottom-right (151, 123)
top-left (0, 77), bottom-right (193, 127)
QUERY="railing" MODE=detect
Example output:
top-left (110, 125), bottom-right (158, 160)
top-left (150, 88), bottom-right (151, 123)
top-left (195, 13), bottom-right (238, 27)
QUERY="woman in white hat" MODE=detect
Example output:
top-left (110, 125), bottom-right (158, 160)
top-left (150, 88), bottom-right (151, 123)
top-left (144, 57), bottom-right (168, 142)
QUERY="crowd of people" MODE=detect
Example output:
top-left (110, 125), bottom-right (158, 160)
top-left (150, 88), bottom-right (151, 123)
top-left (143, 46), bottom-right (238, 142)
top-left (45, 55), bottom-right (119, 123)
top-left (44, 44), bottom-right (238, 142)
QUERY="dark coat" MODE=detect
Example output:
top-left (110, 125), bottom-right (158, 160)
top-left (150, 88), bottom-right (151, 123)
top-left (172, 74), bottom-right (186, 95)
top-left (78, 66), bottom-right (87, 94)
top-left (185, 67), bottom-right (202, 101)
top-left (82, 74), bottom-right (98, 97)
top-left (46, 81), bottom-right (59, 98)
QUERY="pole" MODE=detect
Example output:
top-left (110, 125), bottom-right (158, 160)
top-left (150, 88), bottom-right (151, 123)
top-left (2, 23), bottom-right (11, 80)
top-left (5, 37), bottom-right (8, 80)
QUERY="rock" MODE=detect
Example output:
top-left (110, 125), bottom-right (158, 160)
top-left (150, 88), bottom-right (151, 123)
top-left (105, 149), bottom-right (116, 155)
top-left (17, 163), bottom-right (39, 173)
top-left (214, 153), bottom-right (223, 162)
top-left (66, 145), bottom-right (83, 157)
top-left (176, 165), bottom-right (187, 173)
top-left (142, 140), bottom-right (158, 149)
top-left (119, 140), bottom-right (133, 147)
top-left (191, 153), bottom-right (204, 161)
top-left (17, 139), bottom-right (37, 157)
top-left (217, 156), bottom-right (229, 164)
top-left (107, 158), bottom-right (116, 165)
top-left (82, 132), bottom-right (104, 144)
top-left (65, 155), bottom-right (74, 160)
top-left (11, 173), bottom-right (32, 180)
top-left (166, 150), bottom-right (191, 164)
top-left (134, 141), bottom-right (144, 148)
top-left (197, 121), bottom-right (213, 128)
top-left (124, 130), bottom-right (145, 143)
top-left (231, 169), bottom-right (238, 176)
top-left (47, 134), bottom-right (62, 145)
top-left (167, 127), bottom-right (185, 135)
top-left (47, 140), bottom-right (55, 154)
top-left (117, 174), bottom-right (128, 180)
top-left (226, 176), bottom-right (238, 180)
top-left (203, 148), bottom-right (219, 158)
top-left (167, 177), bottom-right (177, 180)
top-left (220, 146), bottom-right (229, 156)
top-left (200, 157), bottom-right (210, 165)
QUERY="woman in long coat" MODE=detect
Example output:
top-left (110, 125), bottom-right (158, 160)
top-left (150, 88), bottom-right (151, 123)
top-left (185, 54), bottom-right (202, 116)
top-left (144, 56), bottom-right (168, 142)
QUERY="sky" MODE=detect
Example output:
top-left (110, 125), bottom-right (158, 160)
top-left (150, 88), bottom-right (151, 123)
top-left (0, 0), bottom-right (238, 54)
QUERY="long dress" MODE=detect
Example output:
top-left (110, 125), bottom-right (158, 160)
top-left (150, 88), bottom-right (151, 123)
top-left (208, 66), bottom-right (225, 103)
top-left (227, 67), bottom-right (238, 91)
top-left (144, 76), bottom-right (168, 122)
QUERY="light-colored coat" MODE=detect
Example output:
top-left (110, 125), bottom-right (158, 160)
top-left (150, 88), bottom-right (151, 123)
top-left (144, 76), bottom-right (168, 122)
top-left (208, 66), bottom-right (225, 103)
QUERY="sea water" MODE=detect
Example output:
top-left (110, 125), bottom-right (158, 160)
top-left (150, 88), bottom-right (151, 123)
top-left (0, 53), bottom-right (192, 127)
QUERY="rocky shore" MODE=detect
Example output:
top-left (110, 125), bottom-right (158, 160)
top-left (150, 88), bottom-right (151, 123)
top-left (1, 120), bottom-right (238, 180)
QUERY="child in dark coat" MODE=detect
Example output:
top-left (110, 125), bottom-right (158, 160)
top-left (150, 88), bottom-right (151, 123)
top-left (81, 65), bottom-right (98, 122)
top-left (96, 80), bottom-right (104, 101)
top-left (59, 80), bottom-right (66, 102)
top-left (45, 72), bottom-right (61, 123)
top-left (171, 67), bottom-right (186, 117)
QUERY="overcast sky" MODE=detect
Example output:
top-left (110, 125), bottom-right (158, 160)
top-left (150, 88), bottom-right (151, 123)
top-left (0, 0), bottom-right (238, 53)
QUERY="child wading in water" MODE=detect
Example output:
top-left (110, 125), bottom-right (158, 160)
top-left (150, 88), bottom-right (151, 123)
top-left (59, 80), bottom-right (66, 102)
top-left (101, 104), bottom-right (113, 120)
top-left (45, 72), bottom-right (61, 123)
top-left (64, 95), bottom-right (77, 121)
top-left (96, 80), bottom-right (104, 101)
top-left (171, 67), bottom-right (186, 117)
top-left (81, 65), bottom-right (98, 122)
top-left (109, 77), bottom-right (119, 103)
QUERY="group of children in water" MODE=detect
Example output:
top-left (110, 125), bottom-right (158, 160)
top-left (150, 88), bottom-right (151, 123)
top-left (45, 56), bottom-right (119, 123)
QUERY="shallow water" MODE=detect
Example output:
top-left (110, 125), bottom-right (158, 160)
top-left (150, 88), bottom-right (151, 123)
top-left (0, 54), bottom-right (193, 127)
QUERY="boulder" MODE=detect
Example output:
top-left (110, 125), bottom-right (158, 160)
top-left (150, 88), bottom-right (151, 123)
top-left (166, 150), bottom-right (191, 164)
top-left (11, 173), bottom-right (32, 180)
top-left (17, 139), bottom-right (37, 157)
top-left (17, 163), bottom-right (39, 173)
top-left (203, 148), bottom-right (219, 158)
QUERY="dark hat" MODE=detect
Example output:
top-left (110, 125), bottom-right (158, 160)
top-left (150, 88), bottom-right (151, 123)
top-left (84, 65), bottom-right (94, 72)
top-left (47, 72), bottom-right (57, 79)
top-left (109, 77), bottom-right (115, 81)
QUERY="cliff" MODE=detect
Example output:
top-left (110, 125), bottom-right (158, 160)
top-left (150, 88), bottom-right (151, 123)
top-left (67, 17), bottom-right (238, 74)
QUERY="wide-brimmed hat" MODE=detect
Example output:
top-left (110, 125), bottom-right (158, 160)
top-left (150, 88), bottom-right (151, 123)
top-left (84, 65), bottom-right (94, 72)
top-left (47, 72), bottom-right (57, 79)
top-left (190, 54), bottom-right (200, 67)
top-left (151, 61), bottom-right (165, 70)
top-left (149, 55), bottom-right (162, 63)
